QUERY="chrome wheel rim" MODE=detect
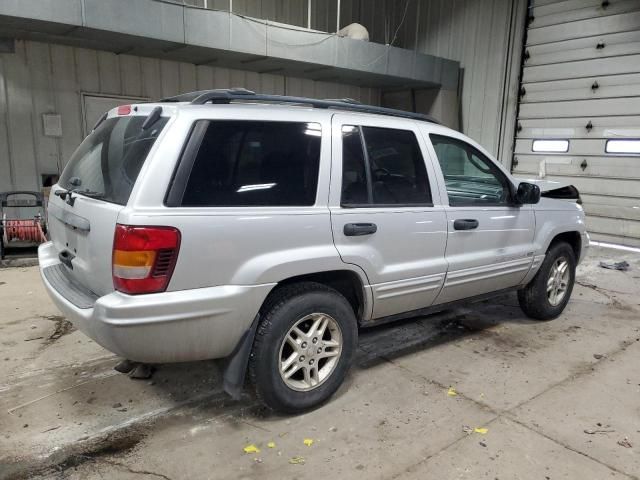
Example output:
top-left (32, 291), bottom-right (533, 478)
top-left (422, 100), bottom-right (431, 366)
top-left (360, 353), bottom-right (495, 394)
top-left (278, 313), bottom-right (343, 392)
top-left (547, 257), bottom-right (570, 306)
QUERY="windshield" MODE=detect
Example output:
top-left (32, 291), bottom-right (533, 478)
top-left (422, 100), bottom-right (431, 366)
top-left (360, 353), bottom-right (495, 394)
top-left (58, 115), bottom-right (168, 205)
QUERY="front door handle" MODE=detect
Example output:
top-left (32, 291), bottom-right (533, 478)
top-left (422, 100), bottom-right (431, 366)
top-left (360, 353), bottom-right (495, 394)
top-left (453, 219), bottom-right (479, 230)
top-left (344, 222), bottom-right (377, 236)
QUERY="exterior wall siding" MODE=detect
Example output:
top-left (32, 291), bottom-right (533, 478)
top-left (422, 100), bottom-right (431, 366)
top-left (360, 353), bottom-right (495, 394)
top-left (0, 39), bottom-right (379, 191)
top-left (302, 0), bottom-right (527, 160)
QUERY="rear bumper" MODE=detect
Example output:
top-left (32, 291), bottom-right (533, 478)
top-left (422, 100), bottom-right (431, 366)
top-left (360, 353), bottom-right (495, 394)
top-left (38, 241), bottom-right (274, 363)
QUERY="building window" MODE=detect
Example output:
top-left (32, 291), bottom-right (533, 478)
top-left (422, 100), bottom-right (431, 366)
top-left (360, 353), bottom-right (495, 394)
top-left (605, 139), bottom-right (640, 155)
top-left (532, 139), bottom-right (569, 153)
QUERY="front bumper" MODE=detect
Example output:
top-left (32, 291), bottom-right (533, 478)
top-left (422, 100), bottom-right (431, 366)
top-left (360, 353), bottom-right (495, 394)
top-left (579, 231), bottom-right (590, 264)
top-left (38, 241), bottom-right (274, 363)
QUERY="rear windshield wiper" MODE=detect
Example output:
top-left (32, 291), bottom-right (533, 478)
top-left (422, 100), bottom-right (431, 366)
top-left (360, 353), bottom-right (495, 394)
top-left (75, 189), bottom-right (105, 199)
top-left (54, 187), bottom-right (104, 205)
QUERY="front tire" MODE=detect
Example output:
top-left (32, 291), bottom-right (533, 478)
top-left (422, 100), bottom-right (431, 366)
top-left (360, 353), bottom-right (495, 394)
top-left (518, 241), bottom-right (576, 320)
top-left (249, 282), bottom-right (358, 413)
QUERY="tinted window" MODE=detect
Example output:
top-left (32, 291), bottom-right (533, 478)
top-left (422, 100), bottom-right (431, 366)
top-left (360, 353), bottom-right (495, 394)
top-left (181, 121), bottom-right (321, 206)
top-left (341, 126), bottom-right (370, 205)
top-left (341, 126), bottom-right (431, 206)
top-left (59, 116), bottom-right (168, 205)
top-left (430, 134), bottom-right (511, 206)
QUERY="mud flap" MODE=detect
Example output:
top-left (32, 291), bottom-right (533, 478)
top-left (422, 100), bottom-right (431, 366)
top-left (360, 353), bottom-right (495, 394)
top-left (222, 314), bottom-right (260, 399)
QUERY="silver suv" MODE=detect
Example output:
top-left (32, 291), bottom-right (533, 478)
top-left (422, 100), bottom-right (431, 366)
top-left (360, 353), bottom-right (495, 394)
top-left (39, 90), bottom-right (589, 412)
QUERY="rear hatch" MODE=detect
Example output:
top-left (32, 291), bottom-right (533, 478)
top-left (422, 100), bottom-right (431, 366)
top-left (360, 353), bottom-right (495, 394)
top-left (47, 105), bottom-right (169, 296)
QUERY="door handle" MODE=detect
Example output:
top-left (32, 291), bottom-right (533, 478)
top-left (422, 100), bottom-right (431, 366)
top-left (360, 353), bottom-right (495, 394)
top-left (344, 222), bottom-right (377, 236)
top-left (453, 219), bottom-right (479, 230)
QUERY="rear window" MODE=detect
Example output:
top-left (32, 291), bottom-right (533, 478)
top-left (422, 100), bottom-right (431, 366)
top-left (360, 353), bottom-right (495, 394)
top-left (58, 115), bottom-right (168, 205)
top-left (179, 121), bottom-right (321, 207)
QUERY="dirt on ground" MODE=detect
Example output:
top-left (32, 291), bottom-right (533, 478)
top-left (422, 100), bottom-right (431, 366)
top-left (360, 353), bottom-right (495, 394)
top-left (0, 246), bottom-right (639, 480)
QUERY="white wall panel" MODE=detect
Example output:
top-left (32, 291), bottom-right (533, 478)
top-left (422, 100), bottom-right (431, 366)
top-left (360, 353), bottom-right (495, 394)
top-left (0, 56), bottom-right (12, 192)
top-left (120, 55), bottom-right (143, 97)
top-left (0, 39), bottom-right (379, 192)
top-left (4, 41), bottom-right (38, 190)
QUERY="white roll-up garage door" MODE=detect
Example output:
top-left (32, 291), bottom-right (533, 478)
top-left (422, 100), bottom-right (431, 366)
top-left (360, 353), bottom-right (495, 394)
top-left (513, 0), bottom-right (640, 247)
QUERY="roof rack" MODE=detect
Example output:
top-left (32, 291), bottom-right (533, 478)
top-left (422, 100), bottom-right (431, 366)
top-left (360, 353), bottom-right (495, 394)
top-left (159, 89), bottom-right (439, 124)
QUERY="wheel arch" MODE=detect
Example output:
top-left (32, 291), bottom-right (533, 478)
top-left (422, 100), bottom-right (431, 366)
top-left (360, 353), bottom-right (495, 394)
top-left (547, 231), bottom-right (581, 260)
top-left (267, 269), bottom-right (369, 323)
top-left (222, 268), bottom-right (370, 400)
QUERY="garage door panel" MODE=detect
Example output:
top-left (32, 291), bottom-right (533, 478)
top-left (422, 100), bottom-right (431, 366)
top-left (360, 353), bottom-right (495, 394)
top-left (589, 231), bottom-right (640, 247)
top-left (533, 0), bottom-right (640, 29)
top-left (581, 201), bottom-right (640, 222)
top-left (535, 0), bottom-right (608, 18)
top-left (521, 81), bottom-right (640, 103)
top-left (516, 116), bottom-right (640, 139)
top-left (527, 11), bottom-right (640, 45)
top-left (519, 97), bottom-right (640, 118)
top-left (519, 174), bottom-right (640, 199)
top-left (515, 138), bottom-right (640, 157)
top-left (527, 30), bottom-right (640, 60)
top-left (533, 0), bottom-right (570, 8)
top-left (512, 154), bottom-right (640, 180)
top-left (523, 54), bottom-right (640, 82)
top-left (586, 215), bottom-right (640, 241)
top-left (517, 1), bottom-right (640, 247)
top-left (527, 41), bottom-right (640, 67)
top-left (581, 193), bottom-right (640, 207)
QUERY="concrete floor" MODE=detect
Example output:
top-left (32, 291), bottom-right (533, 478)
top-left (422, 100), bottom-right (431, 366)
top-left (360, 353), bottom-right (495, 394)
top-left (1, 246), bottom-right (639, 480)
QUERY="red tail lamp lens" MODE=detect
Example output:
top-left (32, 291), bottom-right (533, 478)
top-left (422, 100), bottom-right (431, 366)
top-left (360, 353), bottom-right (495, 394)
top-left (112, 224), bottom-right (180, 294)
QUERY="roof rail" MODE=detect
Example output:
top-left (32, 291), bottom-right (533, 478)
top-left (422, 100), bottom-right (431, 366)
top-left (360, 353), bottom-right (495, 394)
top-left (160, 89), bottom-right (439, 124)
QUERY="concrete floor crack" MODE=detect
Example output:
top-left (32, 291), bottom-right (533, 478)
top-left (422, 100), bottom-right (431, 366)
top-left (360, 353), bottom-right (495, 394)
top-left (99, 459), bottom-right (173, 480)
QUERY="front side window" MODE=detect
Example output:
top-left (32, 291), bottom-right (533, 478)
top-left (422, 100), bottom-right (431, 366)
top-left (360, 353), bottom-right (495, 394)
top-left (430, 134), bottom-right (512, 207)
top-left (181, 121), bottom-right (321, 206)
top-left (341, 125), bottom-right (431, 207)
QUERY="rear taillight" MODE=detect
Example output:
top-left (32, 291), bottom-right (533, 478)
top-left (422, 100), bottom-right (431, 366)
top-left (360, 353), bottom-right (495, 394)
top-left (112, 224), bottom-right (181, 294)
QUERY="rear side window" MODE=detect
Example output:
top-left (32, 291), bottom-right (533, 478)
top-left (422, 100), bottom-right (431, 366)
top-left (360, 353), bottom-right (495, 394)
top-left (179, 121), bottom-right (321, 207)
top-left (341, 125), bottom-right (431, 207)
top-left (59, 116), bottom-right (168, 205)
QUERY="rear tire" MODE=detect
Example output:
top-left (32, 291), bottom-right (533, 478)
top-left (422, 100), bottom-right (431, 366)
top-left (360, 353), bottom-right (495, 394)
top-left (518, 241), bottom-right (576, 320)
top-left (249, 282), bottom-right (357, 413)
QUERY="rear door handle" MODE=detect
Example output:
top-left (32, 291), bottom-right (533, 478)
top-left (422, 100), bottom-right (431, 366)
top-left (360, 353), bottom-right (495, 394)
top-left (453, 219), bottom-right (479, 230)
top-left (344, 222), bottom-right (377, 236)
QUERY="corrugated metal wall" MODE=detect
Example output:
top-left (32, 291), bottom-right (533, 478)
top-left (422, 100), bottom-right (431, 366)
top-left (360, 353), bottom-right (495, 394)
top-left (0, 39), bottom-right (379, 192)
top-left (331, 0), bottom-right (528, 159)
top-left (159, 0), bottom-right (526, 158)
top-left (405, 0), bottom-right (526, 158)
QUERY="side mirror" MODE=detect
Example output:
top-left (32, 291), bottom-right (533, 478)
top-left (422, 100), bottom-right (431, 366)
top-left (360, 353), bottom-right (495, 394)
top-left (515, 182), bottom-right (541, 205)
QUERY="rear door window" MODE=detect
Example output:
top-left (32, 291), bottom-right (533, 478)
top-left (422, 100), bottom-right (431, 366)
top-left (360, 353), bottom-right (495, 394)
top-left (341, 125), bottom-right (432, 207)
top-left (59, 116), bottom-right (168, 205)
top-left (179, 121), bottom-right (321, 207)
